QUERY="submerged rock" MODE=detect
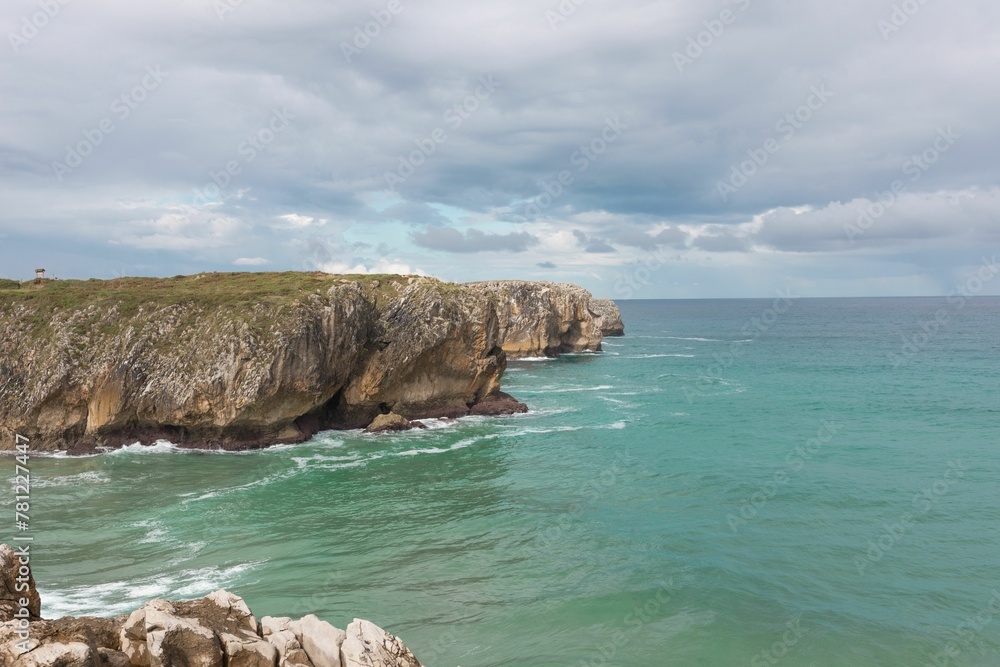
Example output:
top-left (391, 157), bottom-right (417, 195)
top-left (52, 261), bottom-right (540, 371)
top-left (0, 544), bottom-right (426, 667)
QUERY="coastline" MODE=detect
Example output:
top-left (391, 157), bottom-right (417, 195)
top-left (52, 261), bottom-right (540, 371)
top-left (0, 273), bottom-right (623, 454)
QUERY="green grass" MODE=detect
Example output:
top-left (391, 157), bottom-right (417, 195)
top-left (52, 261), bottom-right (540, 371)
top-left (0, 272), bottom-right (429, 339)
top-left (0, 278), bottom-right (21, 290)
top-left (0, 272), bottom-right (417, 308)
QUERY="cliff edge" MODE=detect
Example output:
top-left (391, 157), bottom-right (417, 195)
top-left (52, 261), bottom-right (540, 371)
top-left (0, 273), bottom-right (623, 452)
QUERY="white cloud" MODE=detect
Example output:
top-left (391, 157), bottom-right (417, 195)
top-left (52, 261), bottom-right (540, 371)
top-left (233, 257), bottom-right (271, 266)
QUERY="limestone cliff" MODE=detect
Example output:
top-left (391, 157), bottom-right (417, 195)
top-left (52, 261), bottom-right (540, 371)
top-left (0, 273), bottom-right (622, 452)
top-left (591, 298), bottom-right (625, 336)
top-left (474, 281), bottom-right (607, 358)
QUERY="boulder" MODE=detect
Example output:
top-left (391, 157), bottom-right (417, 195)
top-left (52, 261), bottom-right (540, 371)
top-left (467, 391), bottom-right (528, 416)
top-left (0, 615), bottom-right (124, 667)
top-left (289, 614), bottom-right (345, 667)
top-left (145, 599), bottom-right (223, 667)
top-left (261, 616), bottom-right (314, 667)
top-left (340, 618), bottom-right (423, 667)
top-left (365, 412), bottom-right (412, 433)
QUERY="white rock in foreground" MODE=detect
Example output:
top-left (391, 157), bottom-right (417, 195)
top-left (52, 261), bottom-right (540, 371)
top-left (341, 618), bottom-right (424, 667)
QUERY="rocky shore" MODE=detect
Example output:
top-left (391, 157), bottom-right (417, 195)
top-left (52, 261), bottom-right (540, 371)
top-left (0, 544), bottom-right (424, 667)
top-left (0, 273), bottom-right (623, 452)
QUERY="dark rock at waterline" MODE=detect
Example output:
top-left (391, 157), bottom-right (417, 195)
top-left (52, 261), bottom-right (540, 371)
top-left (468, 391), bottom-right (529, 416)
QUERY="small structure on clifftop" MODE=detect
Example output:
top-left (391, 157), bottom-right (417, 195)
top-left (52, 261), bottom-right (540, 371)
top-left (34, 269), bottom-right (45, 283)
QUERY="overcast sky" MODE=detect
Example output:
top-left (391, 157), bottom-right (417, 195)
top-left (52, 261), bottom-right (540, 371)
top-left (2, 0), bottom-right (998, 298)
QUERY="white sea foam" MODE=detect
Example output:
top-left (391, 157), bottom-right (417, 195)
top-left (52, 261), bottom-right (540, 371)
top-left (40, 561), bottom-right (263, 618)
top-left (663, 336), bottom-right (754, 343)
top-left (628, 354), bottom-right (696, 359)
top-left (33, 471), bottom-right (111, 488)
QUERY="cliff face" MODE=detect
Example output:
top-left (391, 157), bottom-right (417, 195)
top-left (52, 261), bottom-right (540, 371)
top-left (474, 281), bottom-right (605, 358)
top-left (0, 273), bottom-right (621, 452)
top-left (591, 298), bottom-right (625, 336)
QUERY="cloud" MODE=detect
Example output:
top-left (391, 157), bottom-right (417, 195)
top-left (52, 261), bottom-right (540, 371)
top-left (412, 227), bottom-right (538, 253)
top-left (233, 257), bottom-right (270, 266)
top-left (537, 261), bottom-right (557, 269)
top-left (572, 229), bottom-right (616, 254)
top-left (316, 259), bottom-right (428, 276)
top-left (1, 0), bottom-right (999, 296)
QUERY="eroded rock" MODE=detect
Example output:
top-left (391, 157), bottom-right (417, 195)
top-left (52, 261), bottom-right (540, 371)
top-left (340, 618), bottom-right (423, 667)
top-left (0, 544), bottom-right (40, 623)
top-left (365, 412), bottom-right (412, 434)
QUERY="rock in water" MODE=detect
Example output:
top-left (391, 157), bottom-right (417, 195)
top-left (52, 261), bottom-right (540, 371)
top-left (365, 412), bottom-right (412, 433)
top-left (590, 298), bottom-right (625, 336)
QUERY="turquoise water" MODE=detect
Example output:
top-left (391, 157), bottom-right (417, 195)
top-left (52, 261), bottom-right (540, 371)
top-left (7, 297), bottom-right (1000, 666)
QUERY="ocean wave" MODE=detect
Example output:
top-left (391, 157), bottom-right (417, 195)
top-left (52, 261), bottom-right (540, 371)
top-left (663, 336), bottom-right (754, 343)
top-left (180, 469), bottom-right (298, 505)
top-left (517, 385), bottom-right (614, 394)
top-left (32, 471), bottom-right (111, 488)
top-left (627, 353), bottom-right (696, 359)
top-left (395, 435), bottom-right (489, 457)
top-left (40, 561), bottom-right (263, 618)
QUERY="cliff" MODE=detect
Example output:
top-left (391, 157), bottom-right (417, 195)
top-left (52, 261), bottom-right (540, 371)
top-left (0, 273), bottom-right (623, 452)
top-left (0, 544), bottom-right (424, 667)
top-left (591, 298), bottom-right (625, 336)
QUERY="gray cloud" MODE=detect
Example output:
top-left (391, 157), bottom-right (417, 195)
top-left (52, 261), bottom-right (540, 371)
top-left (412, 227), bottom-right (537, 253)
top-left (1, 0), bottom-right (998, 296)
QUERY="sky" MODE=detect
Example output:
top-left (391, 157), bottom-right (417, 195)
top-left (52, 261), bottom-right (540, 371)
top-left (1, 0), bottom-right (998, 299)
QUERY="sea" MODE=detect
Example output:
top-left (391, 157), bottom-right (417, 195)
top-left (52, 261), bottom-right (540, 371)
top-left (7, 297), bottom-right (1000, 666)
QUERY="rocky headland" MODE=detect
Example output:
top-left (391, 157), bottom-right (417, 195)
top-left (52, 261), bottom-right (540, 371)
top-left (0, 544), bottom-right (423, 667)
top-left (0, 273), bottom-right (623, 452)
